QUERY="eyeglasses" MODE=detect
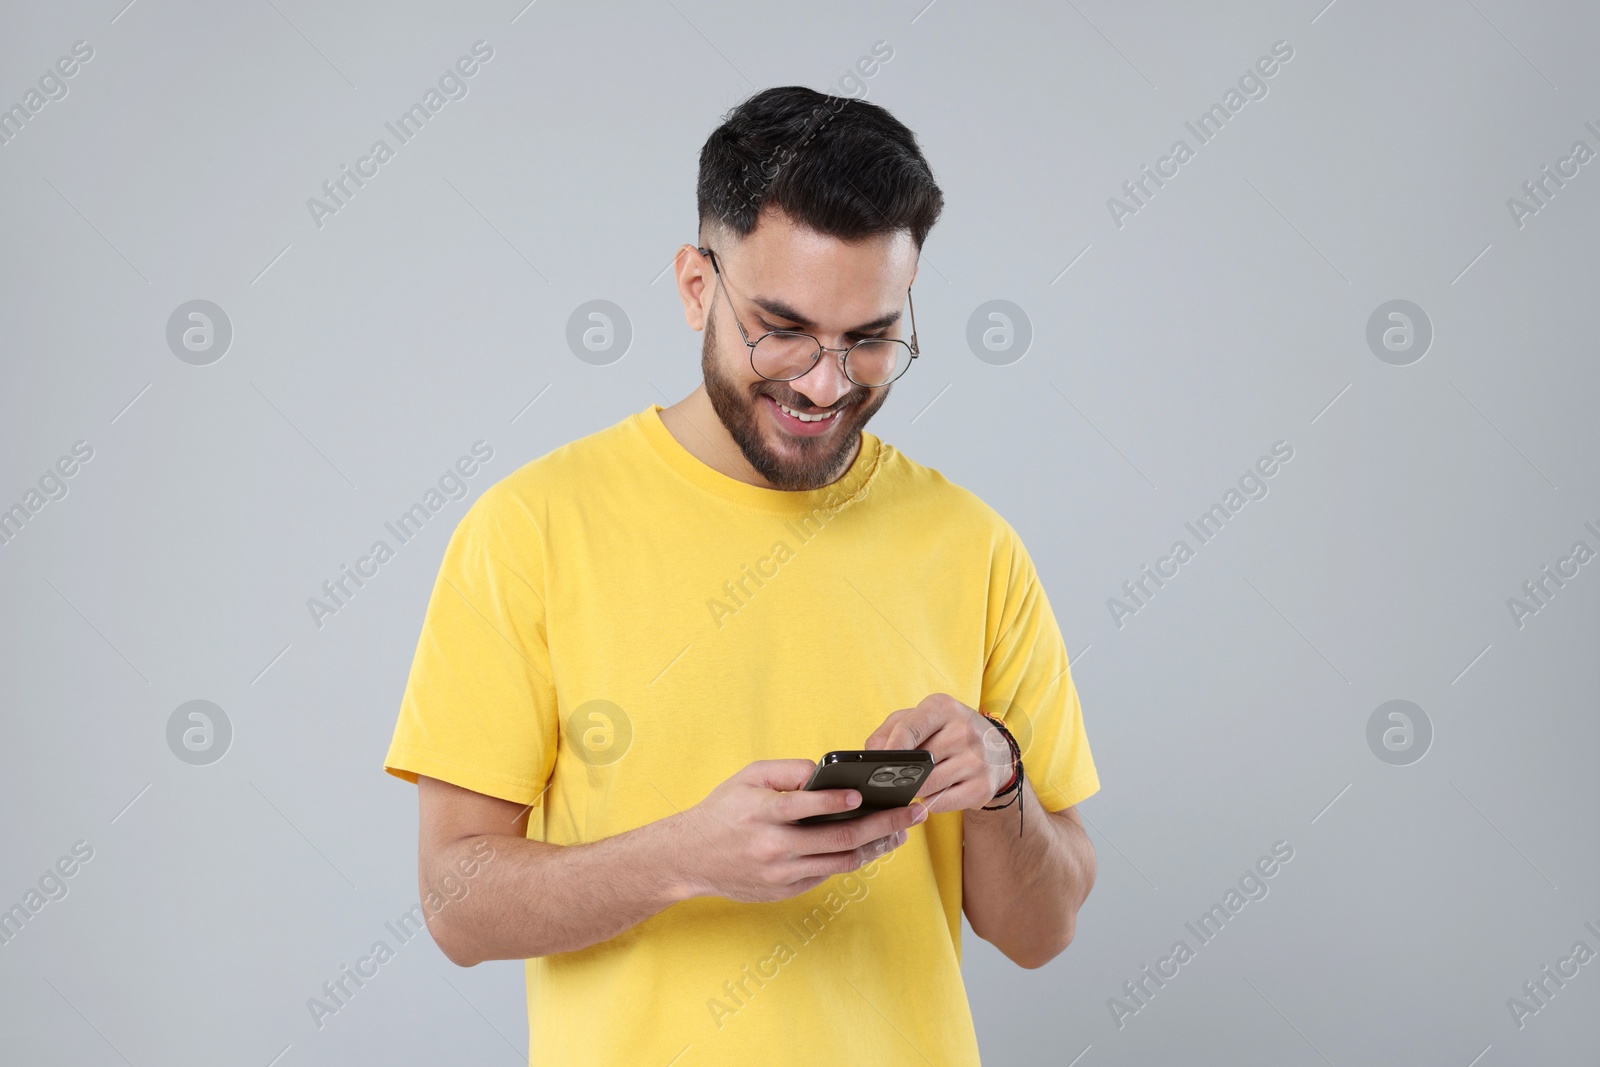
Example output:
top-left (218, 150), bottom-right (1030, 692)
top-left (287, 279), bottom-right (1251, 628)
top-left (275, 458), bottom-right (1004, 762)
top-left (697, 245), bottom-right (919, 388)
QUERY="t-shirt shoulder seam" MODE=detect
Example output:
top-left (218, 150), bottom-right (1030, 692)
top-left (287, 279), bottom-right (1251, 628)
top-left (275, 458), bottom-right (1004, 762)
top-left (887, 450), bottom-right (1013, 532)
top-left (481, 412), bottom-right (642, 500)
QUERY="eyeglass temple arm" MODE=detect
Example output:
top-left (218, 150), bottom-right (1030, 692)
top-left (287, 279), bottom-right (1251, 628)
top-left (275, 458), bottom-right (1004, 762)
top-left (699, 244), bottom-right (917, 356)
top-left (906, 286), bottom-right (918, 354)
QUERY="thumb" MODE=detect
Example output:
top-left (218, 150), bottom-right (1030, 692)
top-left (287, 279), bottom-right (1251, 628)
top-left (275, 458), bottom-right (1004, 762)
top-left (740, 758), bottom-right (818, 792)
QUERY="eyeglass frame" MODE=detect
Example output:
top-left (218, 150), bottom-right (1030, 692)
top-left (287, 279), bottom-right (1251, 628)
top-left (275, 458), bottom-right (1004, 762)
top-left (695, 245), bottom-right (920, 388)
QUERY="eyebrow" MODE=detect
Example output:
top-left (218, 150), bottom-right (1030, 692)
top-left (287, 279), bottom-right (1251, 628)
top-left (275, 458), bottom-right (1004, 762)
top-left (746, 294), bottom-right (902, 336)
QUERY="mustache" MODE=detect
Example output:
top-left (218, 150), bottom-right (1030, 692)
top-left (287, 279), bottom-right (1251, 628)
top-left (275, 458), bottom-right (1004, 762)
top-left (758, 388), bottom-right (865, 413)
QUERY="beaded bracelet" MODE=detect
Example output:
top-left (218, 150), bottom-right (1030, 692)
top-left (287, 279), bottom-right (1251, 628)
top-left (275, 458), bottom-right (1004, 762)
top-left (980, 714), bottom-right (1025, 838)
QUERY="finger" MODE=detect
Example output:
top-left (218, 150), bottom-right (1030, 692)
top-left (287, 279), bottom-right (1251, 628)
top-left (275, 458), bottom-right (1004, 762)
top-left (862, 708), bottom-right (912, 751)
top-left (786, 802), bottom-right (924, 856)
top-left (787, 829), bottom-right (910, 881)
top-left (908, 753), bottom-right (970, 807)
top-left (910, 771), bottom-right (982, 816)
top-left (788, 831), bottom-right (909, 882)
top-left (911, 765), bottom-right (950, 805)
top-left (776, 873), bottom-right (834, 897)
top-left (742, 758), bottom-right (821, 792)
top-left (883, 707), bottom-right (939, 752)
top-left (769, 785), bottom-right (863, 824)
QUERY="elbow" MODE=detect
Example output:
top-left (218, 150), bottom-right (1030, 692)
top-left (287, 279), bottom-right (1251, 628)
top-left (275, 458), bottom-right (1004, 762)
top-left (427, 915), bottom-right (483, 968)
top-left (973, 909), bottom-right (1075, 970)
top-left (441, 945), bottom-right (483, 969)
top-left (1007, 923), bottom-right (1074, 970)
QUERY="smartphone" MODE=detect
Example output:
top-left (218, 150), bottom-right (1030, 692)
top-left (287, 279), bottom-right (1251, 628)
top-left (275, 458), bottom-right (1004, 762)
top-left (792, 749), bottom-right (934, 825)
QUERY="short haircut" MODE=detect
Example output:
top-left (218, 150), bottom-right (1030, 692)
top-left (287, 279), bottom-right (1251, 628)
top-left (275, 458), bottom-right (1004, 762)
top-left (696, 86), bottom-right (944, 252)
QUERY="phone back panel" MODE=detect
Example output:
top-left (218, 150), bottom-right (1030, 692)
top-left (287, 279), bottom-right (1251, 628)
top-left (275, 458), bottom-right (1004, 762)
top-left (794, 750), bottom-right (933, 824)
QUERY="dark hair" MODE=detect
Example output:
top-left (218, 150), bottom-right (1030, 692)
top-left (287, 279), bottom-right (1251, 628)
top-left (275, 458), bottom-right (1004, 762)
top-left (697, 86), bottom-right (944, 252)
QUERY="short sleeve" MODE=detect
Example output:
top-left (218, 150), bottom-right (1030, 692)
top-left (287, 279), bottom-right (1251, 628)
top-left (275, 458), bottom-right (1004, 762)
top-left (383, 482), bottom-right (558, 808)
top-left (980, 525), bottom-right (1099, 812)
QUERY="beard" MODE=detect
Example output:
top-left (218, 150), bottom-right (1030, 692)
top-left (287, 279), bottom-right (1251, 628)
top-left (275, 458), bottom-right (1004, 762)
top-left (701, 309), bottom-right (890, 491)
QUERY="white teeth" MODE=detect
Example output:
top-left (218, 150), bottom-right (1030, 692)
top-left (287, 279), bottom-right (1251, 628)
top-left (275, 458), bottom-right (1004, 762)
top-left (775, 400), bottom-right (839, 423)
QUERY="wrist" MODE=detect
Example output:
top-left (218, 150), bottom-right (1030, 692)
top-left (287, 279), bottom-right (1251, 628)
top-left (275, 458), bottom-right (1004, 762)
top-left (967, 785), bottom-right (1030, 822)
top-left (654, 812), bottom-right (709, 903)
top-left (980, 714), bottom-right (1022, 801)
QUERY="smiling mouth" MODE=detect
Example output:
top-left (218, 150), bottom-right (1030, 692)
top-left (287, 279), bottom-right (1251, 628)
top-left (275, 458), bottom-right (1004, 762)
top-left (768, 396), bottom-right (844, 423)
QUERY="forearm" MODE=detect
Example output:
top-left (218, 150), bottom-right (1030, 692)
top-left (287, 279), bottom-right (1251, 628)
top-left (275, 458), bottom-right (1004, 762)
top-left (426, 813), bottom-right (700, 965)
top-left (961, 782), bottom-right (1096, 968)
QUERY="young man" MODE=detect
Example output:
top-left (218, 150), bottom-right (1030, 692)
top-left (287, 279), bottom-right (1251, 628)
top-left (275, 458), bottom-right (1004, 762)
top-left (384, 86), bottom-right (1098, 1065)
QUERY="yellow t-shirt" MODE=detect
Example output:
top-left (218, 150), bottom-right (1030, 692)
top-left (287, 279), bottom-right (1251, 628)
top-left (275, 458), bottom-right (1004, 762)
top-left (384, 402), bottom-right (1098, 1066)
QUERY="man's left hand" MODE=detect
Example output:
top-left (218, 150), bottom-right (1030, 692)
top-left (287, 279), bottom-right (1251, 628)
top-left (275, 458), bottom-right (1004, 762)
top-left (863, 694), bottom-right (1015, 817)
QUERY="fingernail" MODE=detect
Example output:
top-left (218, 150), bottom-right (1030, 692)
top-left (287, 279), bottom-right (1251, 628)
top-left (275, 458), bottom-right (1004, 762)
top-left (846, 791), bottom-right (862, 808)
top-left (911, 804), bottom-right (928, 824)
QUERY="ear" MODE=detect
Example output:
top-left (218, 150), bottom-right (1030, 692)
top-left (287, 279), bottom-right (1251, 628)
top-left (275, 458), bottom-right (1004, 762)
top-left (674, 244), bottom-right (713, 331)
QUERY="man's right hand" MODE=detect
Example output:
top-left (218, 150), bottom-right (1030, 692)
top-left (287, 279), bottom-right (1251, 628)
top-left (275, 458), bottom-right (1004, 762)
top-left (674, 759), bottom-right (925, 904)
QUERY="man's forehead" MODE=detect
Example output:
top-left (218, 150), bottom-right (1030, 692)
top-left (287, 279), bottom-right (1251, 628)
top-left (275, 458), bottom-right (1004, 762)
top-left (740, 211), bottom-right (916, 272)
top-left (730, 221), bottom-right (916, 323)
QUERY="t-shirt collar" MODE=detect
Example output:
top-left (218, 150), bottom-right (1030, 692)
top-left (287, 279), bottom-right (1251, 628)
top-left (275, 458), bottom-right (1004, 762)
top-left (634, 403), bottom-right (884, 516)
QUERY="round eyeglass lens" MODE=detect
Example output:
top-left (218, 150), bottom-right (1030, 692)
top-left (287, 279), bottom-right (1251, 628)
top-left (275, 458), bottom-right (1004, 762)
top-left (751, 333), bottom-right (909, 386)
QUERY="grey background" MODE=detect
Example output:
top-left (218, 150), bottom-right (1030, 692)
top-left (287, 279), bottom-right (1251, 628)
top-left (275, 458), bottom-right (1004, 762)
top-left (1, 0), bottom-right (1595, 1064)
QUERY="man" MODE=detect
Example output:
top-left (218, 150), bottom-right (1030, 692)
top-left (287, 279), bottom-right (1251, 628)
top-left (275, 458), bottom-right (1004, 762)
top-left (384, 85), bottom-right (1098, 1065)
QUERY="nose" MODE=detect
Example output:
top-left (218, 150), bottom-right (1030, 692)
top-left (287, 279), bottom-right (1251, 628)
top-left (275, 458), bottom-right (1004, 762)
top-left (784, 348), bottom-right (859, 409)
